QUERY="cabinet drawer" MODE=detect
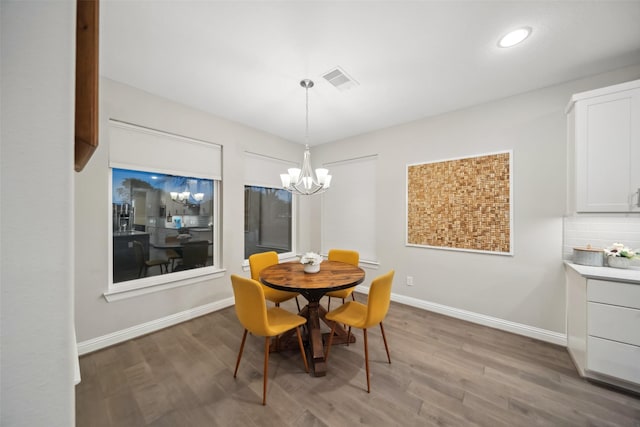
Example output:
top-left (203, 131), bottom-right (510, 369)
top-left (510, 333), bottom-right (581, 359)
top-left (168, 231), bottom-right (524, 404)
top-left (587, 279), bottom-right (640, 309)
top-left (587, 336), bottom-right (640, 384)
top-left (588, 302), bottom-right (640, 346)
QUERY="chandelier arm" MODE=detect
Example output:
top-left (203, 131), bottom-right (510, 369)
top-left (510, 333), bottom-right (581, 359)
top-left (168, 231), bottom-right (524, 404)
top-left (288, 184), bottom-right (328, 196)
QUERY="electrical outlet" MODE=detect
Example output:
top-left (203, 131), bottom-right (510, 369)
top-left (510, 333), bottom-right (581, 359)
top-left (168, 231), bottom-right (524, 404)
top-left (406, 276), bottom-right (414, 286)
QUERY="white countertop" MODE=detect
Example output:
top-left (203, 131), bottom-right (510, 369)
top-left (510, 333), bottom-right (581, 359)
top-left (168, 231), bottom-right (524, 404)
top-left (565, 261), bottom-right (640, 284)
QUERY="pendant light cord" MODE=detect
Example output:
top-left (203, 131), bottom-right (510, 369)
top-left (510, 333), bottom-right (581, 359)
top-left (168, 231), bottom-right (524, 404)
top-left (305, 83), bottom-right (310, 145)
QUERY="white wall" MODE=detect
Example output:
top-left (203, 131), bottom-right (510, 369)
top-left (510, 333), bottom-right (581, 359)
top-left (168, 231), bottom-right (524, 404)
top-left (310, 64), bottom-right (640, 336)
top-left (76, 66), bottom-right (640, 349)
top-left (74, 78), bottom-right (307, 343)
top-left (1, 1), bottom-right (76, 426)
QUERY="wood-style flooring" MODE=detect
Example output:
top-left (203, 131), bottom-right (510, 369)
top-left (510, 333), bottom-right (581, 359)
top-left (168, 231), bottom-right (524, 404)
top-left (76, 296), bottom-right (640, 426)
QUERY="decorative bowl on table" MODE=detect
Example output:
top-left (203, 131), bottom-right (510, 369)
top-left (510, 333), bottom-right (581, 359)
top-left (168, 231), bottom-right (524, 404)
top-left (300, 252), bottom-right (323, 274)
top-left (176, 234), bottom-right (192, 242)
top-left (303, 264), bottom-right (320, 273)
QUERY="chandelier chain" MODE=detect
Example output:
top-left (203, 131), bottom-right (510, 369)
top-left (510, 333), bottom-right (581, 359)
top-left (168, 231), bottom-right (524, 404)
top-left (305, 82), bottom-right (309, 144)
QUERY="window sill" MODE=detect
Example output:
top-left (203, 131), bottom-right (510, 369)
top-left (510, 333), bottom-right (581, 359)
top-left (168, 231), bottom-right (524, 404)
top-left (104, 267), bottom-right (227, 302)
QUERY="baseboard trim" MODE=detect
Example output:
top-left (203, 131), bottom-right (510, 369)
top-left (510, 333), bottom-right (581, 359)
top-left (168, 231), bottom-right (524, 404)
top-left (389, 292), bottom-right (567, 346)
top-left (77, 297), bottom-right (235, 356)
top-left (78, 290), bottom-right (566, 356)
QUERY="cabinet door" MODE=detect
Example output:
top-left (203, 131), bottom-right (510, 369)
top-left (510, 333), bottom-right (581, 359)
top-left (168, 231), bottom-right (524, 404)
top-left (575, 88), bottom-right (640, 212)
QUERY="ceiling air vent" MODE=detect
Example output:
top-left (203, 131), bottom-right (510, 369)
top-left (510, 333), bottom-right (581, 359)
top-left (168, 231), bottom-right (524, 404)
top-left (322, 67), bottom-right (359, 91)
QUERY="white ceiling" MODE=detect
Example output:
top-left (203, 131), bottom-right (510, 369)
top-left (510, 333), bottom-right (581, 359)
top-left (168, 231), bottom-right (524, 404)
top-left (101, 1), bottom-right (640, 146)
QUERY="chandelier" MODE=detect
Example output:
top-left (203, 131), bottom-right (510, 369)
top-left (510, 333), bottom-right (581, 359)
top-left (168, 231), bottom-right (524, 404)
top-left (170, 181), bottom-right (204, 205)
top-left (280, 79), bottom-right (332, 196)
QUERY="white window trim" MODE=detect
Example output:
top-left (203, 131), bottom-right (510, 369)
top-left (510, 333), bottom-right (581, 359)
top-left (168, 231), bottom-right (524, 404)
top-left (103, 268), bottom-right (227, 302)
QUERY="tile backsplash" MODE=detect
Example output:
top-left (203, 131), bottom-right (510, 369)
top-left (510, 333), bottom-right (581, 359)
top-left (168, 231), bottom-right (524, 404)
top-left (563, 215), bottom-right (640, 262)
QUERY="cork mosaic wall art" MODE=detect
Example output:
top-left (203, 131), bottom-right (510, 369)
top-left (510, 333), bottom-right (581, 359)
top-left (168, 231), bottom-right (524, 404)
top-left (406, 151), bottom-right (512, 255)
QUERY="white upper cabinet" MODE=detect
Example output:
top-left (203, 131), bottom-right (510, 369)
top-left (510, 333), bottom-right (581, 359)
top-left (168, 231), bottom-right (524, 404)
top-left (567, 79), bottom-right (640, 213)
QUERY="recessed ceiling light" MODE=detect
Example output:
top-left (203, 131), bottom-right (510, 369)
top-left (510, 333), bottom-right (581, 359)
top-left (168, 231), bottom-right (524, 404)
top-left (498, 27), bottom-right (532, 48)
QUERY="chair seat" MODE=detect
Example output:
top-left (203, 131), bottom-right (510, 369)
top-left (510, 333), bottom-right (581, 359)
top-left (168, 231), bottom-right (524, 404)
top-left (265, 307), bottom-right (307, 336)
top-left (325, 300), bottom-right (368, 329)
top-left (166, 249), bottom-right (181, 260)
top-left (325, 288), bottom-right (354, 299)
top-left (146, 259), bottom-right (168, 267)
top-left (263, 286), bottom-right (300, 305)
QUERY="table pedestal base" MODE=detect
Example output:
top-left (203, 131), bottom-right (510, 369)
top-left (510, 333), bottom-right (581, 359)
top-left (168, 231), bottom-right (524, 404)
top-left (269, 300), bottom-right (355, 377)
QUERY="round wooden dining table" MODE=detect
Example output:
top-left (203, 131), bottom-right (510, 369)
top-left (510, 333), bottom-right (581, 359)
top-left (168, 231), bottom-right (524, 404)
top-left (260, 260), bottom-right (365, 377)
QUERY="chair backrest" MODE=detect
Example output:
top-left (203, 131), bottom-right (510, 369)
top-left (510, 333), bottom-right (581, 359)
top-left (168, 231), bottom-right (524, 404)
top-left (231, 274), bottom-right (271, 336)
top-left (248, 251), bottom-right (279, 281)
top-left (181, 240), bottom-right (209, 268)
top-left (165, 235), bottom-right (179, 244)
top-left (132, 240), bottom-right (145, 263)
top-left (364, 270), bottom-right (395, 328)
top-left (328, 249), bottom-right (359, 266)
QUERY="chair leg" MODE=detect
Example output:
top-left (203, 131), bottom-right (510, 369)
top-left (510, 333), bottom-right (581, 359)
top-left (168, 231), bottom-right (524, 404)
top-left (351, 293), bottom-right (356, 301)
top-left (324, 321), bottom-right (338, 361)
top-left (263, 336), bottom-right (270, 406)
top-left (346, 326), bottom-right (351, 347)
top-left (380, 322), bottom-right (391, 364)
top-left (363, 328), bottom-right (370, 393)
top-left (327, 296), bottom-right (331, 311)
top-left (295, 297), bottom-right (301, 312)
top-left (233, 329), bottom-right (248, 378)
top-left (295, 326), bottom-right (309, 373)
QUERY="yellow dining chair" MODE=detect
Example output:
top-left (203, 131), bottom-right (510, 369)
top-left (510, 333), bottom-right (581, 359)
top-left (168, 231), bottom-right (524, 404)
top-left (249, 251), bottom-right (301, 312)
top-left (325, 249), bottom-right (360, 311)
top-left (325, 270), bottom-right (395, 393)
top-left (231, 274), bottom-right (309, 405)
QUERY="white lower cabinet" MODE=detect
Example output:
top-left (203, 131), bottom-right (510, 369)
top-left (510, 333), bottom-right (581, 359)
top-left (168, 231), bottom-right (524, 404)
top-left (587, 336), bottom-right (640, 384)
top-left (566, 268), bottom-right (640, 392)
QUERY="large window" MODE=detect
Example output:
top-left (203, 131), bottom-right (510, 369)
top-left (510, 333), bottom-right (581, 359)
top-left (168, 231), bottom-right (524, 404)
top-left (112, 168), bottom-right (215, 283)
top-left (244, 186), bottom-right (292, 259)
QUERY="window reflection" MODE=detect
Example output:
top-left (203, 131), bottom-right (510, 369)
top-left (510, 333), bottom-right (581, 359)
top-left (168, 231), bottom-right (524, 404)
top-left (244, 186), bottom-right (292, 259)
top-left (112, 168), bottom-right (214, 283)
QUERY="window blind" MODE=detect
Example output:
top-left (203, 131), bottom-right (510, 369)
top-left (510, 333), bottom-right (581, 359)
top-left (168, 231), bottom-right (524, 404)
top-left (322, 155), bottom-right (377, 262)
top-left (244, 151), bottom-right (296, 188)
top-left (108, 119), bottom-right (221, 180)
